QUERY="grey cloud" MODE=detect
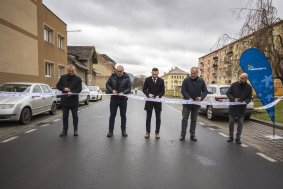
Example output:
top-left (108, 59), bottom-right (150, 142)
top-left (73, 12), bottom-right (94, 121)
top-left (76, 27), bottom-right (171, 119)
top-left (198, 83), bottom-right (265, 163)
top-left (43, 0), bottom-right (283, 75)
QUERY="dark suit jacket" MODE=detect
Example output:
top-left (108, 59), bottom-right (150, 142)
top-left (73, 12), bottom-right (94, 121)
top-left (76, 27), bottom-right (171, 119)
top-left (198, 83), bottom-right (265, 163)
top-left (142, 77), bottom-right (165, 111)
top-left (56, 74), bottom-right (82, 106)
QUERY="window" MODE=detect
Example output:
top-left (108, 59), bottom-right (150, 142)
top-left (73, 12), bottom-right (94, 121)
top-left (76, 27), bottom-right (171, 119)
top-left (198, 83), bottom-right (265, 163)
top-left (41, 85), bottom-right (52, 93)
top-left (57, 34), bottom-right (65, 49)
top-left (220, 87), bottom-right (229, 95)
top-left (32, 85), bottom-right (43, 93)
top-left (44, 25), bottom-right (53, 43)
top-left (45, 62), bottom-right (54, 78)
top-left (58, 66), bottom-right (65, 77)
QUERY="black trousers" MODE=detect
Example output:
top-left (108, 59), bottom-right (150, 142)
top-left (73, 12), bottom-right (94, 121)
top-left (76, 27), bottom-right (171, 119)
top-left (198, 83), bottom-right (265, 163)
top-left (109, 99), bottom-right (127, 131)
top-left (146, 110), bottom-right (161, 133)
top-left (181, 105), bottom-right (200, 136)
top-left (62, 105), bottom-right (79, 132)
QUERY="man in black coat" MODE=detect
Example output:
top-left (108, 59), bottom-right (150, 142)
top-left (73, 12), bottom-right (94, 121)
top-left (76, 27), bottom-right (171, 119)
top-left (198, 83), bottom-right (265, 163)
top-left (179, 67), bottom-right (208, 141)
top-left (226, 73), bottom-right (252, 144)
top-left (56, 64), bottom-right (82, 137)
top-left (142, 68), bottom-right (165, 139)
top-left (106, 65), bottom-right (132, 137)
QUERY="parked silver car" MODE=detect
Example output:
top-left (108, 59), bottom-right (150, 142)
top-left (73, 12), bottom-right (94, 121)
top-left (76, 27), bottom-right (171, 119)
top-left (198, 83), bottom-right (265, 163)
top-left (0, 82), bottom-right (57, 124)
top-left (88, 85), bottom-right (102, 101)
top-left (200, 84), bottom-right (254, 120)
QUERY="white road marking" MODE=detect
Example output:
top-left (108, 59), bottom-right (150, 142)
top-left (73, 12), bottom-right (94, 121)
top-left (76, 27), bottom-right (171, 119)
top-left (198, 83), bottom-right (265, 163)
top-left (241, 144), bottom-right (249, 147)
top-left (40, 124), bottom-right (50, 127)
top-left (24, 129), bottom-right (37, 133)
top-left (53, 119), bottom-right (61, 122)
top-left (1, 136), bottom-right (19, 143)
top-left (218, 132), bottom-right (229, 138)
top-left (78, 111), bottom-right (80, 112)
top-left (256, 153), bottom-right (277, 162)
top-left (208, 128), bottom-right (215, 131)
top-left (198, 122), bottom-right (205, 125)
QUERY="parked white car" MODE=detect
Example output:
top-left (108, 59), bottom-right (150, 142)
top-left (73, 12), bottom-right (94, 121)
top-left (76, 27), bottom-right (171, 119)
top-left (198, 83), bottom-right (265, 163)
top-left (88, 85), bottom-right (102, 101)
top-left (0, 82), bottom-right (57, 124)
top-left (52, 82), bottom-right (90, 106)
top-left (200, 84), bottom-right (254, 120)
top-left (79, 83), bottom-right (90, 105)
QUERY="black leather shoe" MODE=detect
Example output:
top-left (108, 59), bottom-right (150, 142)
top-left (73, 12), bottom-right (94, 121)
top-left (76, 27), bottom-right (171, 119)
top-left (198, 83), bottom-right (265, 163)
top-left (122, 131), bottom-right (128, 137)
top-left (227, 137), bottom-right (234, 142)
top-left (235, 139), bottom-right (242, 144)
top-left (74, 130), bottom-right (78, 136)
top-left (59, 130), bottom-right (67, 137)
top-left (179, 135), bottom-right (185, 141)
top-left (107, 131), bottom-right (113, 137)
top-left (190, 135), bottom-right (197, 142)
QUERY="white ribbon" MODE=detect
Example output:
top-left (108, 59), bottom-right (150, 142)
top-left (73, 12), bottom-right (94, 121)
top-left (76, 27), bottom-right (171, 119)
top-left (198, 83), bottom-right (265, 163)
top-left (0, 92), bottom-right (281, 109)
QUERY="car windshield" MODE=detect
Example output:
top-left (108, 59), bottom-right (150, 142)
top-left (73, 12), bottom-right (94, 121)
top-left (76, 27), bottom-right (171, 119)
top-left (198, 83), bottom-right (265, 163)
top-left (88, 86), bottom-right (98, 91)
top-left (0, 84), bottom-right (31, 92)
top-left (220, 87), bottom-right (229, 95)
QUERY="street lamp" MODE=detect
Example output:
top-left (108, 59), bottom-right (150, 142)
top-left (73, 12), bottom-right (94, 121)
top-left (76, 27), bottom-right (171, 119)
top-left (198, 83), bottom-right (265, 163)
top-left (67, 30), bottom-right (82, 32)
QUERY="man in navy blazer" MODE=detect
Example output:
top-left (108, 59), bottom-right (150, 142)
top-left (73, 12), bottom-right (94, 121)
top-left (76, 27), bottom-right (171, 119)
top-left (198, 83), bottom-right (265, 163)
top-left (142, 68), bottom-right (165, 139)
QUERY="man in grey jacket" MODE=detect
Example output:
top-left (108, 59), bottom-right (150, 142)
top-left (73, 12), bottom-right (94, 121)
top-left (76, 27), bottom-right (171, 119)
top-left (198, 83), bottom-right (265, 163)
top-left (179, 67), bottom-right (208, 141)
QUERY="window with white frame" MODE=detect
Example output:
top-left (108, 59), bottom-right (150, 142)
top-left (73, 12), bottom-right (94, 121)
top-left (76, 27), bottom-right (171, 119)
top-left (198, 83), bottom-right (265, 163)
top-left (45, 62), bottom-right (54, 78)
top-left (58, 66), bottom-right (65, 77)
top-left (57, 34), bottom-right (65, 49)
top-left (44, 25), bottom-right (53, 43)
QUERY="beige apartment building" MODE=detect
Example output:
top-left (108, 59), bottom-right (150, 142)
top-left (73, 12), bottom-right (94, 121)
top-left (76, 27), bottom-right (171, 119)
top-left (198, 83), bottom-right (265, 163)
top-left (0, 0), bottom-right (68, 87)
top-left (93, 53), bottom-right (116, 91)
top-left (199, 20), bottom-right (283, 95)
top-left (161, 67), bottom-right (189, 96)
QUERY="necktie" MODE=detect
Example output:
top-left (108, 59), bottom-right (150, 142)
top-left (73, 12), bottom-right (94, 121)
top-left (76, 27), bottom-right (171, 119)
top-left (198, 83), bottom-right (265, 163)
top-left (153, 78), bottom-right (156, 84)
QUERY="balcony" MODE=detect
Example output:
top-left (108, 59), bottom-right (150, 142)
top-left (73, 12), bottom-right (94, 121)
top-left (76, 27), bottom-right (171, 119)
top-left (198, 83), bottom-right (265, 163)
top-left (213, 56), bottom-right (218, 61)
top-left (212, 63), bottom-right (218, 68)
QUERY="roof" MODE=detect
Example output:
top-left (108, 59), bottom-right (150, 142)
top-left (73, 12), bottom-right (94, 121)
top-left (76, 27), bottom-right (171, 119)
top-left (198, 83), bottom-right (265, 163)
top-left (68, 54), bottom-right (89, 71)
top-left (68, 46), bottom-right (96, 61)
top-left (101, 54), bottom-right (116, 64)
top-left (1, 82), bottom-right (48, 85)
top-left (162, 67), bottom-right (189, 77)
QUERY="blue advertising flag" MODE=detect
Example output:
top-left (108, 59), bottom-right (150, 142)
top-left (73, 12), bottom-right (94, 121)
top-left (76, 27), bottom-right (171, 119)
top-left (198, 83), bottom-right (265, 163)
top-left (240, 48), bottom-right (275, 122)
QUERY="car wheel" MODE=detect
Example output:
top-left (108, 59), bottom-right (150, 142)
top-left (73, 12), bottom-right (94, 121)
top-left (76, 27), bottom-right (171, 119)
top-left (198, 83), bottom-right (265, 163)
top-left (85, 96), bottom-right (90, 105)
top-left (20, 107), bottom-right (32, 125)
top-left (49, 102), bottom-right (57, 115)
top-left (100, 95), bottom-right (102, 100)
top-left (206, 106), bottom-right (215, 120)
top-left (96, 95), bottom-right (99, 101)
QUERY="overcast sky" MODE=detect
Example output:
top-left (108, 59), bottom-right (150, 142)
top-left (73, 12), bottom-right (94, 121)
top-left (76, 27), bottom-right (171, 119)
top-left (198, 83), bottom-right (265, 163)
top-left (43, 0), bottom-right (283, 76)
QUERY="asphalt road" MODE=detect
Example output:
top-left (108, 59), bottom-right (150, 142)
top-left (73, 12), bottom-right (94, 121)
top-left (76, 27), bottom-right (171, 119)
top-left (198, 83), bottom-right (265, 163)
top-left (1, 96), bottom-right (283, 189)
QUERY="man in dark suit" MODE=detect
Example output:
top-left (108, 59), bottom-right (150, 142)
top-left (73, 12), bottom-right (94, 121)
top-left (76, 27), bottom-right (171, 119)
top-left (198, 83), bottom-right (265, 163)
top-left (56, 64), bottom-right (82, 137)
top-left (142, 68), bottom-right (165, 139)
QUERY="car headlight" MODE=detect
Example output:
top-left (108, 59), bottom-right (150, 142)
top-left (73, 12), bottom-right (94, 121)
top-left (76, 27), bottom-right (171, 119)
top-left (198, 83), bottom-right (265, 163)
top-left (0, 104), bottom-right (15, 109)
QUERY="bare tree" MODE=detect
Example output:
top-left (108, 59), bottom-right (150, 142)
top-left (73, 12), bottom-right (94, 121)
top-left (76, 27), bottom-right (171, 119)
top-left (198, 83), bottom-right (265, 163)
top-left (214, 0), bottom-right (283, 82)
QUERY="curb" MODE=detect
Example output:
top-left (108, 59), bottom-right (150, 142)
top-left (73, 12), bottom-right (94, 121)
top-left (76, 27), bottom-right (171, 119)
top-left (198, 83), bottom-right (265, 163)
top-left (250, 117), bottom-right (283, 131)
